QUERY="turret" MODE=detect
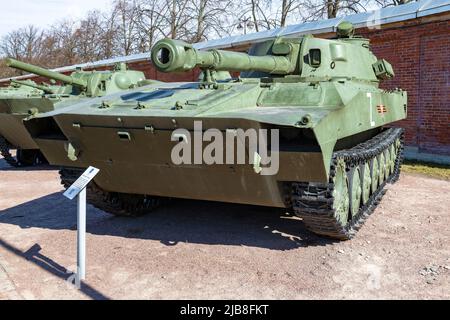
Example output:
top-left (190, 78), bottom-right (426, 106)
top-left (151, 21), bottom-right (395, 84)
top-left (5, 60), bottom-right (147, 97)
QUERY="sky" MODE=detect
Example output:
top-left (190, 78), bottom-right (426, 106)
top-left (0, 0), bottom-right (111, 38)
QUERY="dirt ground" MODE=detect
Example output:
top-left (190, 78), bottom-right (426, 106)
top-left (0, 157), bottom-right (449, 300)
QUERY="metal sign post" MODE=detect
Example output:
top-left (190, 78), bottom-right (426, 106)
top-left (77, 187), bottom-right (87, 279)
top-left (63, 166), bottom-right (99, 282)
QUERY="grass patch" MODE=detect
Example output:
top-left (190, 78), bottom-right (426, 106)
top-left (402, 160), bottom-right (450, 180)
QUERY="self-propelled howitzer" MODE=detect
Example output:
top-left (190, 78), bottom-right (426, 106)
top-left (0, 61), bottom-right (153, 167)
top-left (5, 59), bottom-right (150, 96)
top-left (25, 22), bottom-right (407, 240)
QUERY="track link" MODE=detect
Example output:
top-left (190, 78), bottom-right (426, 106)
top-left (0, 135), bottom-right (47, 168)
top-left (292, 128), bottom-right (404, 240)
top-left (59, 167), bottom-right (161, 216)
top-left (0, 135), bottom-right (20, 167)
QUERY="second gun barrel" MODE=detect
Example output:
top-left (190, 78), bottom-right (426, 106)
top-left (6, 58), bottom-right (87, 89)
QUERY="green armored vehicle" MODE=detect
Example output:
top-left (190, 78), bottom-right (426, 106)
top-left (0, 79), bottom-right (60, 166)
top-left (25, 22), bottom-right (407, 239)
top-left (0, 59), bottom-right (152, 167)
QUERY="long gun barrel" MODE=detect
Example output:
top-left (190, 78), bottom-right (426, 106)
top-left (151, 39), bottom-right (298, 74)
top-left (6, 58), bottom-right (87, 89)
top-left (11, 79), bottom-right (55, 94)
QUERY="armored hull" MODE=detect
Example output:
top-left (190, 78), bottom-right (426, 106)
top-left (0, 95), bottom-right (80, 148)
top-left (0, 81), bottom-right (54, 166)
top-left (26, 22), bottom-right (408, 239)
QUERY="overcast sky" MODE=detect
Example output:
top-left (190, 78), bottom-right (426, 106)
top-left (0, 0), bottom-right (111, 38)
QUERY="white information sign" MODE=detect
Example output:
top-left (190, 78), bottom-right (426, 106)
top-left (63, 166), bottom-right (100, 200)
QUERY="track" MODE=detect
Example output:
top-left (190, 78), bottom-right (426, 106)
top-left (0, 135), bottom-right (20, 167)
top-left (59, 168), bottom-right (161, 216)
top-left (0, 135), bottom-right (47, 168)
top-left (291, 127), bottom-right (404, 240)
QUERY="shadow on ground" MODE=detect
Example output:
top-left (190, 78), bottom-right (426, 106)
top-left (0, 158), bottom-right (54, 171)
top-left (0, 192), bottom-right (334, 250)
top-left (0, 238), bottom-right (109, 299)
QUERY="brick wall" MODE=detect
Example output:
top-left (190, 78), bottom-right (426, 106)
top-left (123, 60), bottom-right (201, 81)
top-left (3, 15), bottom-right (449, 156)
top-left (358, 18), bottom-right (450, 156)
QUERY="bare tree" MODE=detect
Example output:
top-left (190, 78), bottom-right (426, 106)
top-left (134, 0), bottom-right (167, 51)
top-left (246, 0), bottom-right (271, 32)
top-left (134, 0), bottom-right (191, 41)
top-left (46, 19), bottom-right (80, 66)
top-left (0, 25), bottom-right (49, 75)
top-left (299, 0), bottom-right (374, 20)
top-left (185, 0), bottom-right (232, 42)
top-left (279, 0), bottom-right (302, 27)
top-left (73, 11), bottom-right (105, 61)
top-left (100, 12), bottom-right (120, 58)
top-left (110, 0), bottom-right (141, 55)
top-left (231, 0), bottom-right (303, 33)
top-left (0, 30), bottom-right (25, 60)
top-left (375, 0), bottom-right (416, 6)
top-left (0, 25), bottom-right (44, 62)
top-left (22, 26), bottom-right (45, 61)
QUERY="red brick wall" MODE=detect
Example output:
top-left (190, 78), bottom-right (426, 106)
top-left (123, 60), bottom-right (201, 81)
top-left (358, 19), bottom-right (450, 156)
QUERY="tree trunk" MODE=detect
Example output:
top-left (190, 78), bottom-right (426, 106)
top-left (251, 0), bottom-right (259, 32)
top-left (170, 0), bottom-right (177, 39)
top-left (281, 0), bottom-right (288, 27)
top-left (195, 0), bottom-right (206, 42)
top-left (327, 0), bottom-right (339, 19)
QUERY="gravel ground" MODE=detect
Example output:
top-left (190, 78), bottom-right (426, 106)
top-left (0, 157), bottom-right (449, 300)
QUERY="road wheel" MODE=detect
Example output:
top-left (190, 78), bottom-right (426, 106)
top-left (370, 156), bottom-right (379, 194)
top-left (332, 158), bottom-right (350, 226)
top-left (348, 166), bottom-right (362, 219)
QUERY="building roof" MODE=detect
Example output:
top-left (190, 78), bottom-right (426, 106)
top-left (2, 0), bottom-right (449, 82)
